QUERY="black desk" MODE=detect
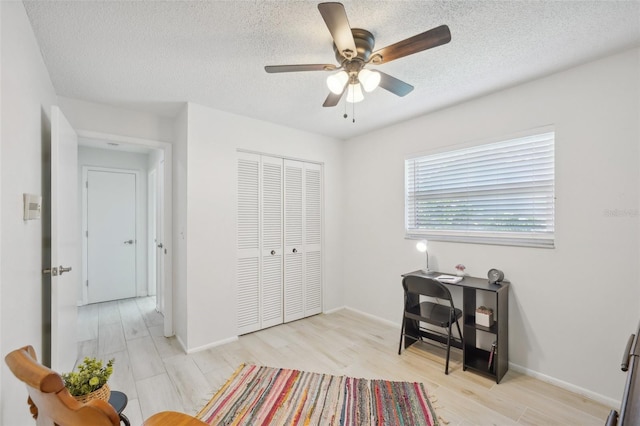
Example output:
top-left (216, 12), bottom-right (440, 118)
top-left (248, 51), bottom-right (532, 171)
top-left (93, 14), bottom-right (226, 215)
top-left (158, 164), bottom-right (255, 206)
top-left (402, 270), bottom-right (510, 383)
top-left (108, 391), bottom-right (131, 426)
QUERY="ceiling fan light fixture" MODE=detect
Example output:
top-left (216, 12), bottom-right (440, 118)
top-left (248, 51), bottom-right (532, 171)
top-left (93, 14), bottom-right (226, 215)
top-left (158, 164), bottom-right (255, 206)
top-left (358, 69), bottom-right (381, 92)
top-left (266, 3), bottom-right (452, 109)
top-left (346, 83), bottom-right (364, 103)
top-left (326, 71), bottom-right (349, 94)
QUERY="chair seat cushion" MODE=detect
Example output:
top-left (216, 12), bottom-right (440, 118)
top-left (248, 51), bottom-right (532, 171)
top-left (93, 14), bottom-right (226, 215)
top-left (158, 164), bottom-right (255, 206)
top-left (405, 301), bottom-right (462, 327)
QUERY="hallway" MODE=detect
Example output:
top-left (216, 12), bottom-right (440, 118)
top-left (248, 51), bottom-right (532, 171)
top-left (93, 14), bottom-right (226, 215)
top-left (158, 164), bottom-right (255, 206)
top-left (77, 297), bottom-right (187, 425)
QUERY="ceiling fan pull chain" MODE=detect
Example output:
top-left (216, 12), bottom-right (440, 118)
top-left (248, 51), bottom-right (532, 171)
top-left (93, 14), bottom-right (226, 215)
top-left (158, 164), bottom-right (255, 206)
top-left (343, 97), bottom-right (348, 119)
top-left (352, 100), bottom-right (356, 123)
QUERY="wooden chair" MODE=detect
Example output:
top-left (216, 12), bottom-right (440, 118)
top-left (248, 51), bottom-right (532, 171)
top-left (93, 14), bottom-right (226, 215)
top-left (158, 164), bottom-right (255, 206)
top-left (5, 345), bottom-right (207, 426)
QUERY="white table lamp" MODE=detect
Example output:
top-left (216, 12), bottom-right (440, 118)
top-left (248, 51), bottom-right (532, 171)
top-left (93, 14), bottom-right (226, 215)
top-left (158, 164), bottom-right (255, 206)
top-left (416, 240), bottom-right (430, 273)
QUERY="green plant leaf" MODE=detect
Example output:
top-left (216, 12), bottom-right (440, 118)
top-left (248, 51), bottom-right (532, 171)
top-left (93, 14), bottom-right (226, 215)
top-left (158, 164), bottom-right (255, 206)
top-left (62, 357), bottom-right (115, 396)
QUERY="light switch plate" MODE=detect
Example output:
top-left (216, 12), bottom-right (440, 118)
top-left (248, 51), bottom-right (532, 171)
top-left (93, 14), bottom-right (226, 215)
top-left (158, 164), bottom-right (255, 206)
top-left (23, 193), bottom-right (42, 220)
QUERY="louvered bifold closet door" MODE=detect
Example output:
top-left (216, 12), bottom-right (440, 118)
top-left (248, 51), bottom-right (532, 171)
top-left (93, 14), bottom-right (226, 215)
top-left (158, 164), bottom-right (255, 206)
top-left (260, 156), bottom-right (284, 328)
top-left (237, 152), bottom-right (261, 334)
top-left (284, 160), bottom-right (305, 322)
top-left (304, 163), bottom-right (322, 317)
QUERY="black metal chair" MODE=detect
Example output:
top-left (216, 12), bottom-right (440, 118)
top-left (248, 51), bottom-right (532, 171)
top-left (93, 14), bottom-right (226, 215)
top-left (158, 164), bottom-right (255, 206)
top-left (398, 275), bottom-right (463, 374)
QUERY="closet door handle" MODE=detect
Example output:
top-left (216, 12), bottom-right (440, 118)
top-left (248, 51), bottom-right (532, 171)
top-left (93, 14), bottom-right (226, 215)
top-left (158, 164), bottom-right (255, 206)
top-left (292, 248), bottom-right (297, 253)
top-left (270, 250), bottom-right (276, 255)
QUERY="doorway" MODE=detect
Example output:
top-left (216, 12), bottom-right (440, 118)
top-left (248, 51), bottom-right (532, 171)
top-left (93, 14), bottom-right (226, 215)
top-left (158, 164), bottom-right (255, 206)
top-left (77, 131), bottom-right (173, 337)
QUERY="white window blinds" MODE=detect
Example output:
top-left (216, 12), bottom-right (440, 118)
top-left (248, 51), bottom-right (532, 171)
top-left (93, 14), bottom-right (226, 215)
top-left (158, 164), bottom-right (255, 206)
top-left (405, 131), bottom-right (555, 248)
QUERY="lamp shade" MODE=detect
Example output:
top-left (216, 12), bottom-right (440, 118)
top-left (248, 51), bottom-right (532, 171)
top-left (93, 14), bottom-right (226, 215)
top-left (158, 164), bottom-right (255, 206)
top-left (346, 83), bottom-right (364, 103)
top-left (326, 71), bottom-right (349, 95)
top-left (358, 69), bottom-right (381, 92)
top-left (416, 240), bottom-right (430, 272)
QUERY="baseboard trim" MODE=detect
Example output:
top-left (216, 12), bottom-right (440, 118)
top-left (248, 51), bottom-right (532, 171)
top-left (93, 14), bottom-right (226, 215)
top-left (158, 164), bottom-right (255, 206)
top-left (176, 335), bottom-right (188, 353)
top-left (340, 305), bottom-right (619, 409)
top-left (323, 305), bottom-right (346, 314)
top-left (183, 336), bottom-right (239, 354)
top-left (343, 306), bottom-right (400, 328)
top-left (508, 363), bottom-right (619, 408)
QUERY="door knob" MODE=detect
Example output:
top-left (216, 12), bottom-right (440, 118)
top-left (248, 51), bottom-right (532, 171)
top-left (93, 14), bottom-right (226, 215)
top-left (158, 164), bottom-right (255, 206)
top-left (124, 239), bottom-right (134, 244)
top-left (292, 248), bottom-right (298, 253)
top-left (271, 250), bottom-right (276, 255)
top-left (43, 267), bottom-right (58, 276)
top-left (157, 243), bottom-right (163, 248)
top-left (59, 266), bottom-right (72, 275)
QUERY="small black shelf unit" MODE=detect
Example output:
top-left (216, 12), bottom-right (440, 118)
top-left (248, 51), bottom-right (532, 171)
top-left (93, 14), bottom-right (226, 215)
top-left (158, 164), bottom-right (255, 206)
top-left (462, 280), bottom-right (509, 383)
top-left (402, 271), bottom-right (509, 384)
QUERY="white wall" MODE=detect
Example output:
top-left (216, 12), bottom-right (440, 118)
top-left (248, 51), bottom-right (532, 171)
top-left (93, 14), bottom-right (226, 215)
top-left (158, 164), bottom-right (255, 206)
top-left (178, 102), bottom-right (344, 351)
top-left (77, 145), bottom-right (150, 301)
top-left (342, 48), bottom-right (640, 404)
top-left (0, 2), bottom-right (59, 424)
top-left (59, 96), bottom-right (177, 144)
top-left (0, 1), bottom-right (3, 417)
top-left (173, 105), bottom-right (189, 345)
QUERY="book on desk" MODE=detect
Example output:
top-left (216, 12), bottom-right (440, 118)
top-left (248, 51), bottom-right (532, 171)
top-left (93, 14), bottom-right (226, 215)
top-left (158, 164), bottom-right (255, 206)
top-left (435, 274), bottom-right (463, 284)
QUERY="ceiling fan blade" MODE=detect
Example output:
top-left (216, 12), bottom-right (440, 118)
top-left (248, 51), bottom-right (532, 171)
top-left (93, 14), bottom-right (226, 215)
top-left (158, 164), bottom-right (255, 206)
top-left (265, 64), bottom-right (337, 73)
top-left (322, 87), bottom-right (346, 107)
top-left (372, 25), bottom-right (451, 64)
top-left (318, 2), bottom-right (357, 59)
top-left (377, 71), bottom-right (414, 97)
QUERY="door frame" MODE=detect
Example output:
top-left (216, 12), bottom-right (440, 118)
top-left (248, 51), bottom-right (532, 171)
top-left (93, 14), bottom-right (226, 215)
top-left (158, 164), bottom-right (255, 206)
top-left (148, 168), bottom-right (157, 297)
top-left (81, 166), bottom-right (141, 305)
top-left (77, 130), bottom-right (174, 337)
top-left (153, 162), bottom-right (165, 314)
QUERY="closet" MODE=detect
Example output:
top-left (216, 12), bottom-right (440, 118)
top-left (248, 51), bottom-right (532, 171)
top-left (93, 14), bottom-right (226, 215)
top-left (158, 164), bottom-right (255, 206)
top-left (237, 152), bottom-right (322, 335)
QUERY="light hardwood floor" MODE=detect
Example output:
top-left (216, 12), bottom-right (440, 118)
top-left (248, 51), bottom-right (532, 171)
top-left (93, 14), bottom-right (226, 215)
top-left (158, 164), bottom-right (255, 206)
top-left (77, 297), bottom-right (612, 425)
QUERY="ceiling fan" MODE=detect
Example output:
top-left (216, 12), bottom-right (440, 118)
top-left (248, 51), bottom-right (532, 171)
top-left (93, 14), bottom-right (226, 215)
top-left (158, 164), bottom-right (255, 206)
top-left (265, 2), bottom-right (451, 108)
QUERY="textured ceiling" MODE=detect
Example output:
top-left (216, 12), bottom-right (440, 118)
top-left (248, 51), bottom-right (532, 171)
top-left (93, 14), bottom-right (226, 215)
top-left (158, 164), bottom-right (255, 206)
top-left (23, 1), bottom-right (640, 140)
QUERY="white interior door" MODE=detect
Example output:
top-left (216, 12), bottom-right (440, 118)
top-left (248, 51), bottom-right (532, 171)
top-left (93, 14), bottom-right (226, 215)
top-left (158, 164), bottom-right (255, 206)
top-left (50, 106), bottom-right (78, 372)
top-left (283, 160), bottom-right (323, 322)
top-left (304, 164), bottom-right (322, 316)
top-left (260, 156), bottom-right (283, 328)
top-left (87, 170), bottom-right (136, 303)
top-left (155, 161), bottom-right (165, 314)
top-left (237, 153), bottom-right (261, 334)
top-left (284, 160), bottom-right (304, 323)
top-left (237, 153), bottom-right (284, 333)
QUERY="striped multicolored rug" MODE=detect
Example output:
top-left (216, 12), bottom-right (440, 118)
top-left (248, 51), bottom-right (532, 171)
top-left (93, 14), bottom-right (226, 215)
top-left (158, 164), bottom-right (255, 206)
top-left (196, 364), bottom-right (439, 426)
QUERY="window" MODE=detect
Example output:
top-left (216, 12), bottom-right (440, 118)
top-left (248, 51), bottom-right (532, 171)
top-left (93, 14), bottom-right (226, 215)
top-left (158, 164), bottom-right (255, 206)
top-left (405, 131), bottom-right (555, 248)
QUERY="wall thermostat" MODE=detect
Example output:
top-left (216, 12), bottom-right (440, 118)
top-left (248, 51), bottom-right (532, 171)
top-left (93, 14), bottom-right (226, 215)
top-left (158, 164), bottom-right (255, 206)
top-left (23, 193), bottom-right (42, 220)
